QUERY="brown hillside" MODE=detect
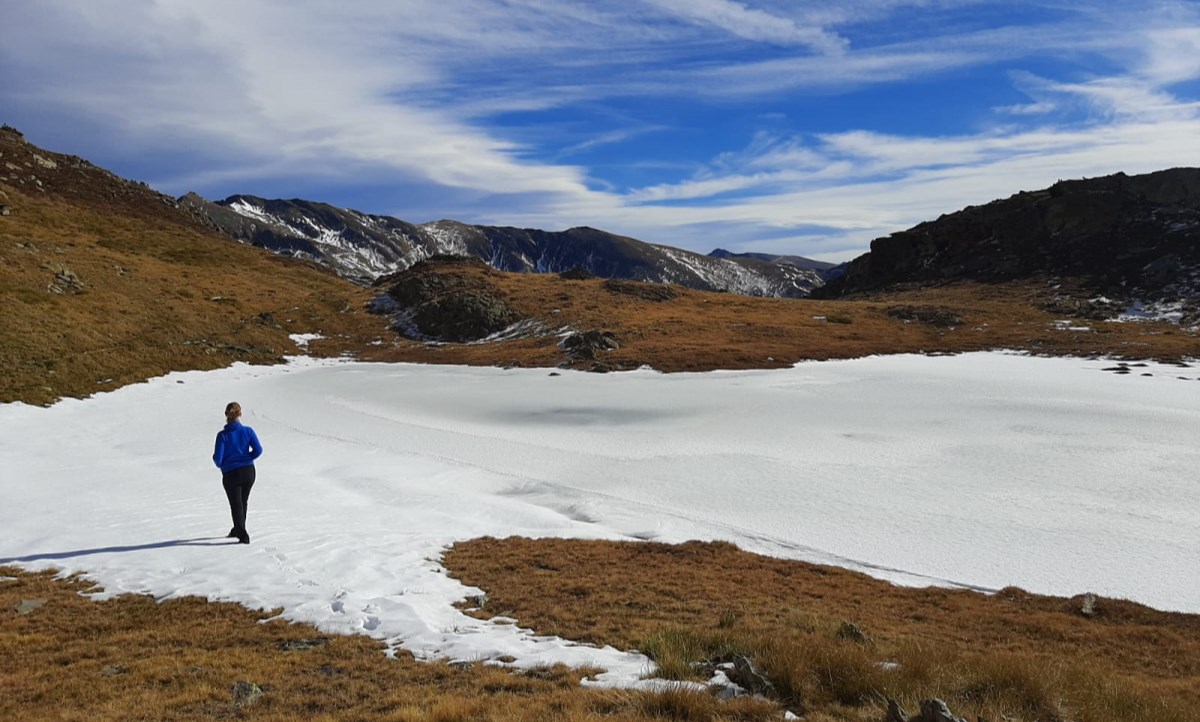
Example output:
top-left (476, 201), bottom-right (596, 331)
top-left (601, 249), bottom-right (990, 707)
top-left (0, 127), bottom-right (389, 405)
top-left (2, 127), bottom-right (1196, 407)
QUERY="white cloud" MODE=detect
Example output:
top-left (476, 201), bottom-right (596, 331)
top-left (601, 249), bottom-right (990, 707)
top-left (1141, 27), bottom-right (1200, 85)
top-left (556, 126), bottom-right (672, 158)
top-left (2, 0), bottom-right (594, 197)
top-left (994, 101), bottom-right (1058, 116)
top-left (643, 0), bottom-right (847, 51)
top-left (501, 113), bottom-right (1200, 263)
top-left (1, 0), bottom-right (1198, 265)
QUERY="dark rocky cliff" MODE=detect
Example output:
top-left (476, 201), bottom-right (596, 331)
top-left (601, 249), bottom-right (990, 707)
top-left (815, 169), bottom-right (1200, 304)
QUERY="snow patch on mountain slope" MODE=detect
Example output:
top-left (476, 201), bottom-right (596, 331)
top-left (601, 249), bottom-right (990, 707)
top-left (227, 198), bottom-right (273, 224)
top-left (1116, 300), bottom-right (1192, 325)
top-left (219, 199), bottom-right (820, 295)
top-left (228, 199), bottom-right (309, 239)
top-left (658, 247), bottom-right (780, 296)
top-left (419, 222), bottom-right (472, 257)
top-left (225, 199), bottom-right (403, 280)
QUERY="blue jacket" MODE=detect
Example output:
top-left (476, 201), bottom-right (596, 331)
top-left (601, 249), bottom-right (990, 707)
top-left (213, 420), bottom-right (263, 474)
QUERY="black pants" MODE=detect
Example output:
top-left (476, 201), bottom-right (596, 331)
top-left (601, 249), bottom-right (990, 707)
top-left (222, 465), bottom-right (256, 533)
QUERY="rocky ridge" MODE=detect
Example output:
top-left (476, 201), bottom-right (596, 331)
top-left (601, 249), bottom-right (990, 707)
top-left (181, 194), bottom-right (829, 296)
top-left (815, 168), bottom-right (1200, 325)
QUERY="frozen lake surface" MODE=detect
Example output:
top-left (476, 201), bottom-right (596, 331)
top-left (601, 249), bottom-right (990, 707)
top-left (2, 353), bottom-right (1197, 684)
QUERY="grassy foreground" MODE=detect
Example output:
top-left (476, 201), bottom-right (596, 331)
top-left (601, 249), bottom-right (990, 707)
top-left (445, 538), bottom-right (1200, 722)
top-left (5, 537), bottom-right (1198, 722)
top-left (0, 567), bottom-right (776, 722)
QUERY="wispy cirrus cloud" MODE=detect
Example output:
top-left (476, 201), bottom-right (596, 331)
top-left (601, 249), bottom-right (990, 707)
top-left (643, 0), bottom-right (848, 51)
top-left (1, 1), bottom-right (1198, 264)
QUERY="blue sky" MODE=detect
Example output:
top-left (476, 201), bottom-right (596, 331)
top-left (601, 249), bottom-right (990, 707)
top-left (3, 1), bottom-right (1199, 261)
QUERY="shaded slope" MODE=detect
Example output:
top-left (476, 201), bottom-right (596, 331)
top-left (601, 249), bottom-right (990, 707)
top-left (815, 169), bottom-right (1200, 324)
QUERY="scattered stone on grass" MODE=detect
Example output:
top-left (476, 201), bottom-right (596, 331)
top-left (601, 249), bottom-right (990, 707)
top-left (725, 654), bottom-right (774, 696)
top-left (558, 267), bottom-right (595, 280)
top-left (885, 305), bottom-right (963, 327)
top-left (885, 697), bottom-right (970, 722)
top-left (15, 598), bottom-right (47, 615)
top-left (231, 680), bottom-right (264, 706)
top-left (603, 278), bottom-right (677, 302)
top-left (559, 330), bottom-right (619, 362)
top-left (277, 637), bottom-right (329, 651)
top-left (837, 620), bottom-right (870, 643)
top-left (45, 263), bottom-right (83, 294)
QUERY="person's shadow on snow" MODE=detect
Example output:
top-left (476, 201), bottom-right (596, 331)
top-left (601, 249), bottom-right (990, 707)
top-left (0, 537), bottom-right (238, 563)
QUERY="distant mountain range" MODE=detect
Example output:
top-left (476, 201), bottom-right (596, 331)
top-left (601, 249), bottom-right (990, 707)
top-left (180, 194), bottom-right (833, 297)
top-left (174, 165), bottom-right (1200, 324)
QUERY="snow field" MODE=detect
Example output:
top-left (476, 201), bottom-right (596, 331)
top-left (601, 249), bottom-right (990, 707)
top-left (1, 353), bottom-right (1198, 686)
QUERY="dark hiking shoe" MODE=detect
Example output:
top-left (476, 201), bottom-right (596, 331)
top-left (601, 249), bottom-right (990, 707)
top-left (227, 527), bottom-right (238, 538)
top-left (237, 530), bottom-right (251, 544)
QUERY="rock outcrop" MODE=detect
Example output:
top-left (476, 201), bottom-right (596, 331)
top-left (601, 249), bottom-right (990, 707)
top-left (559, 330), bottom-right (620, 361)
top-left (885, 698), bottom-right (970, 722)
top-left (374, 257), bottom-right (520, 342)
top-left (815, 169), bottom-right (1200, 322)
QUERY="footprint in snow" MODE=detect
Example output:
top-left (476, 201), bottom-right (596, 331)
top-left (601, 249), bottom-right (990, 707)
top-left (363, 616), bottom-right (381, 631)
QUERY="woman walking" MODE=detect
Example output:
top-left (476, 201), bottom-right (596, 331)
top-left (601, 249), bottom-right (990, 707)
top-left (212, 402), bottom-right (262, 544)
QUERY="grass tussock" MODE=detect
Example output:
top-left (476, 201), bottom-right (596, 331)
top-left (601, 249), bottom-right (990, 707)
top-left (0, 568), bottom-right (785, 722)
top-left (641, 628), bottom-right (742, 681)
top-left (445, 537), bottom-right (1200, 722)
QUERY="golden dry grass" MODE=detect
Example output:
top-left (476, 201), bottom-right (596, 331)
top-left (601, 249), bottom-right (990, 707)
top-left (0, 131), bottom-right (390, 406)
top-left (0, 567), bottom-right (780, 722)
top-left (445, 538), bottom-right (1200, 721)
top-left (363, 261), bottom-right (1200, 374)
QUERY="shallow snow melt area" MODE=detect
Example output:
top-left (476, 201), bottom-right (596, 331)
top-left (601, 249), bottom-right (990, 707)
top-left (2, 353), bottom-right (1198, 685)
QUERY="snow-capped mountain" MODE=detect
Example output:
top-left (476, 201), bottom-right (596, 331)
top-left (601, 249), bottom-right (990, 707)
top-left (180, 194), bottom-right (829, 296)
